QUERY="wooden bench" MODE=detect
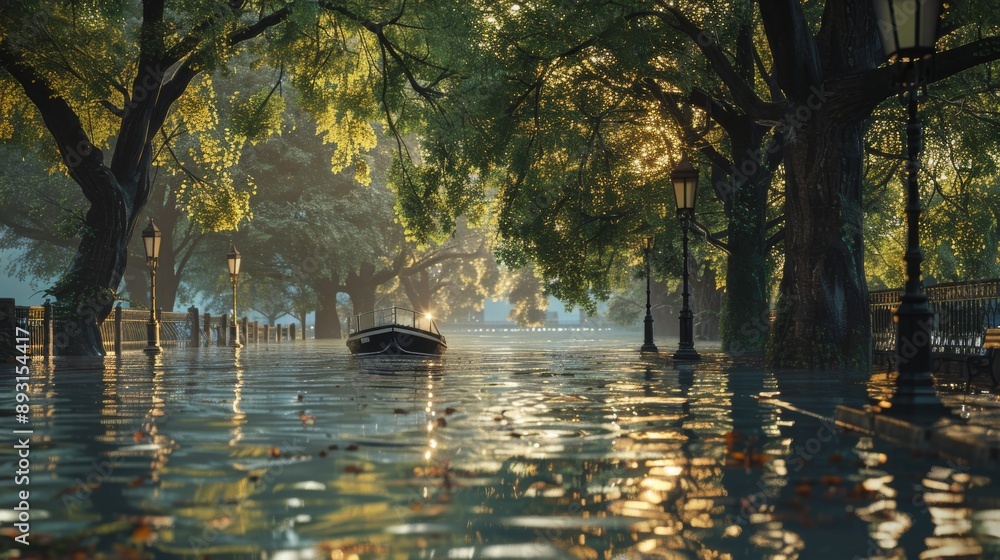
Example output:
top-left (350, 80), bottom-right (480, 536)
top-left (963, 328), bottom-right (1000, 387)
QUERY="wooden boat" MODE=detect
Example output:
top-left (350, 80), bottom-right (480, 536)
top-left (346, 307), bottom-right (447, 357)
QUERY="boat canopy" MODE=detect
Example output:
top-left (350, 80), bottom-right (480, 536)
top-left (348, 307), bottom-right (441, 336)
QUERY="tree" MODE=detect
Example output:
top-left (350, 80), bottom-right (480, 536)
top-left (865, 65), bottom-right (1000, 288)
top-left (397, 0), bottom-right (1000, 367)
top-left (0, 1), bottom-right (460, 354)
top-left (0, 146), bottom-right (80, 289)
top-left (397, 223), bottom-right (496, 316)
top-left (500, 264), bottom-right (549, 328)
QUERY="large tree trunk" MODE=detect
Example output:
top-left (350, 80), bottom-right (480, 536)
top-left (770, 119), bottom-right (870, 368)
top-left (758, 0), bottom-right (879, 368)
top-left (123, 256), bottom-right (150, 308)
top-left (152, 212), bottom-right (179, 312)
top-left (399, 270), bottom-right (434, 314)
top-left (694, 263), bottom-right (723, 341)
top-left (346, 285), bottom-right (377, 316)
top-left (314, 279), bottom-right (343, 339)
top-left (51, 155), bottom-right (151, 356)
top-left (296, 310), bottom-right (308, 340)
top-left (721, 172), bottom-right (771, 355)
top-left (344, 265), bottom-right (378, 315)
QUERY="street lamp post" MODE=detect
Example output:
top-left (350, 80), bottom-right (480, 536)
top-left (873, 0), bottom-right (944, 413)
top-left (641, 235), bottom-right (658, 353)
top-left (142, 221), bottom-right (162, 356)
top-left (672, 156), bottom-right (700, 361)
top-left (227, 245), bottom-right (243, 349)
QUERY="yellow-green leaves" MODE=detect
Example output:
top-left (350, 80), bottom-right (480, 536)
top-left (231, 88), bottom-right (286, 146)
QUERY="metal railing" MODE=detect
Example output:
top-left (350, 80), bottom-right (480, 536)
top-left (4, 300), bottom-right (302, 357)
top-left (348, 307), bottom-right (440, 336)
top-left (870, 279), bottom-right (1000, 359)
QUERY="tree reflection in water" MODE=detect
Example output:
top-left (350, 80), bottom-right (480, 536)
top-left (1, 333), bottom-right (996, 559)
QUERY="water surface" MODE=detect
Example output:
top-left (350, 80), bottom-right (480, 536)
top-left (2, 331), bottom-right (998, 559)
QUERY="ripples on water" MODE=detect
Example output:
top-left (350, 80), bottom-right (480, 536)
top-left (1, 332), bottom-right (999, 559)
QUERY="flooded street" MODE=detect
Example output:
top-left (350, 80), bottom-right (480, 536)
top-left (2, 331), bottom-right (999, 559)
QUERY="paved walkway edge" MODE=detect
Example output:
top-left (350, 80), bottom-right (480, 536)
top-left (835, 405), bottom-right (999, 467)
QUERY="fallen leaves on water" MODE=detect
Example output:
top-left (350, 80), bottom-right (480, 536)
top-left (850, 483), bottom-right (877, 500)
top-left (827, 453), bottom-right (843, 464)
top-left (297, 394), bottom-right (304, 402)
top-left (394, 408), bottom-right (407, 414)
top-left (130, 524), bottom-right (154, 543)
top-left (344, 465), bottom-right (363, 474)
top-left (724, 432), bottom-right (741, 449)
top-left (726, 449), bottom-right (769, 468)
top-left (56, 483), bottom-right (96, 497)
top-left (820, 475), bottom-right (843, 486)
top-left (749, 452), bottom-right (770, 465)
top-left (133, 431), bottom-right (146, 442)
top-left (794, 484), bottom-right (813, 498)
top-left (444, 407), bottom-right (457, 415)
top-left (346, 444), bottom-right (359, 451)
top-left (126, 475), bottom-right (148, 488)
top-left (270, 447), bottom-right (281, 458)
top-left (436, 417), bottom-right (447, 427)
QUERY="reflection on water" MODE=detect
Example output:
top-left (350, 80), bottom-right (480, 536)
top-left (1, 332), bottom-right (998, 559)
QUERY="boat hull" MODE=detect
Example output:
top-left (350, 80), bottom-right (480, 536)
top-left (346, 325), bottom-right (447, 357)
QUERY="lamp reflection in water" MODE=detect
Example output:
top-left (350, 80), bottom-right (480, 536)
top-left (230, 349), bottom-right (245, 446)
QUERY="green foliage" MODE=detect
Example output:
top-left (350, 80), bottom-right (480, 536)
top-left (606, 281), bottom-right (644, 327)
top-left (864, 58), bottom-right (1000, 288)
top-left (231, 87), bottom-right (286, 146)
top-left (0, 146), bottom-right (81, 284)
top-left (502, 264), bottom-right (549, 328)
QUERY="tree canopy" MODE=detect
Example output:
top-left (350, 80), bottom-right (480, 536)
top-left (0, 0), bottom-right (471, 354)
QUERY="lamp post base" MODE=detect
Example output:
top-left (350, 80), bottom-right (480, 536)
top-left (886, 371), bottom-right (948, 418)
top-left (672, 346), bottom-right (700, 361)
top-left (641, 315), bottom-right (657, 353)
top-left (144, 321), bottom-right (161, 355)
top-left (230, 325), bottom-right (243, 348)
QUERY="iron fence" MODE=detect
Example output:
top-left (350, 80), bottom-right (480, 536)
top-left (870, 279), bottom-right (1000, 364)
top-left (5, 301), bottom-right (298, 357)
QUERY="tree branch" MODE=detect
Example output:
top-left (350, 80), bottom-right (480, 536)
top-left (689, 218), bottom-right (730, 254)
top-left (766, 228), bottom-right (785, 249)
top-left (828, 35), bottom-right (1000, 120)
top-left (0, 38), bottom-right (107, 203)
top-left (642, 3), bottom-right (784, 121)
top-left (0, 218), bottom-right (77, 249)
top-left (758, 0), bottom-right (823, 100)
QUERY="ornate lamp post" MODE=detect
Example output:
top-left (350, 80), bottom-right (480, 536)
top-left (872, 0), bottom-right (944, 412)
top-left (227, 245), bottom-right (243, 349)
top-left (640, 235), bottom-right (658, 353)
top-left (142, 220), bottom-right (162, 356)
top-left (671, 156), bottom-right (700, 361)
